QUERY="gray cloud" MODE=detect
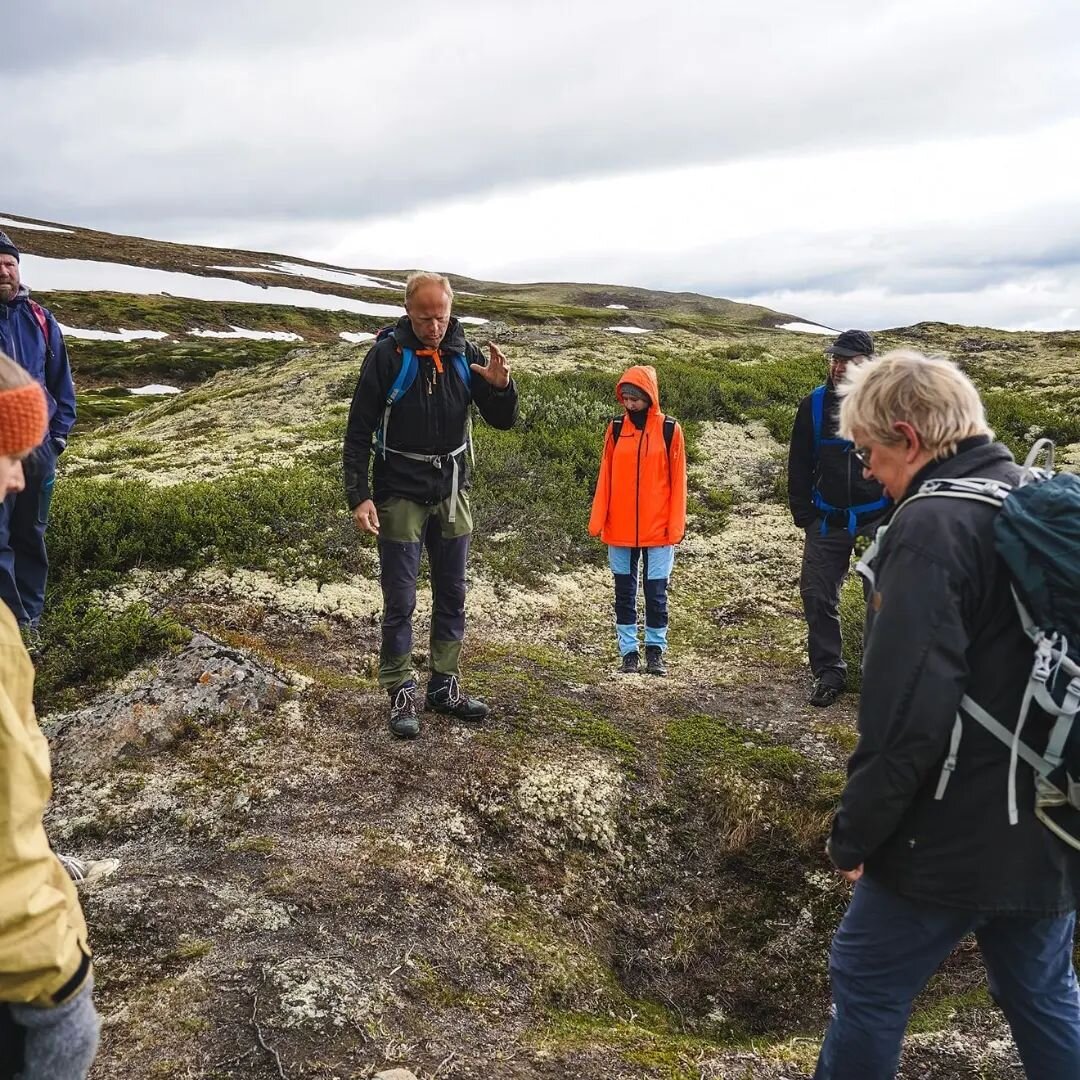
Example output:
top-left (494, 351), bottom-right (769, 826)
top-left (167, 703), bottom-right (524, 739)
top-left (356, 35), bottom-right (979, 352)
top-left (9, 0), bottom-right (1080, 228)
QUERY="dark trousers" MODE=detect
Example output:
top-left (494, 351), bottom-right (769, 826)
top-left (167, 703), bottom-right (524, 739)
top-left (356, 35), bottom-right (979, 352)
top-left (378, 512), bottom-right (469, 691)
top-left (0, 441), bottom-right (57, 627)
top-left (815, 876), bottom-right (1080, 1079)
top-left (799, 521), bottom-right (872, 689)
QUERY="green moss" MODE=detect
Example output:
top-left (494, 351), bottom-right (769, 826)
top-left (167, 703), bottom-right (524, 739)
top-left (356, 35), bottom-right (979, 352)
top-left (663, 714), bottom-right (804, 781)
top-left (541, 1006), bottom-right (731, 1078)
top-left (491, 917), bottom-right (618, 1007)
top-left (567, 716), bottom-right (639, 765)
top-left (908, 987), bottom-right (992, 1034)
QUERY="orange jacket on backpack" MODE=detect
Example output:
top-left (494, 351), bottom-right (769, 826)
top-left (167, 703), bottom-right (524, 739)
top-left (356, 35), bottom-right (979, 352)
top-left (588, 365), bottom-right (687, 548)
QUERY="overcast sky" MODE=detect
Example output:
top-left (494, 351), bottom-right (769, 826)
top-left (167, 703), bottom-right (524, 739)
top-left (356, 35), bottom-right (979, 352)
top-left (8, 0), bottom-right (1080, 330)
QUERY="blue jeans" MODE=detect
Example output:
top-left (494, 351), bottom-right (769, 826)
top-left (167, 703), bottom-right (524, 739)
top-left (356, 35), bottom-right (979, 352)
top-left (0, 439), bottom-right (57, 627)
top-left (815, 876), bottom-right (1080, 1079)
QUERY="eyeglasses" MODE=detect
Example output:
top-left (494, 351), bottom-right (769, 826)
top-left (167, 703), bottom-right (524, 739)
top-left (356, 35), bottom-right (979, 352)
top-left (850, 445), bottom-right (871, 469)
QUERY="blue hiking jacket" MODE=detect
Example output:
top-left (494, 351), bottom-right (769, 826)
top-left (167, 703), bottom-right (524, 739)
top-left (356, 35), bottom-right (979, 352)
top-left (0, 287), bottom-right (77, 443)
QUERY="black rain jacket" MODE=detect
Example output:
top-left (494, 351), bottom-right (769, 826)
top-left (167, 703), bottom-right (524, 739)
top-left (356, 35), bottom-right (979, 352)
top-left (342, 316), bottom-right (518, 508)
top-left (787, 381), bottom-right (888, 529)
top-left (829, 437), bottom-right (1080, 914)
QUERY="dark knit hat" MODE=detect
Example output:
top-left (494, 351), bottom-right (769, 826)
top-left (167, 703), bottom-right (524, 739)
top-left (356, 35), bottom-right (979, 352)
top-left (0, 231), bottom-right (19, 262)
top-left (827, 329), bottom-right (874, 358)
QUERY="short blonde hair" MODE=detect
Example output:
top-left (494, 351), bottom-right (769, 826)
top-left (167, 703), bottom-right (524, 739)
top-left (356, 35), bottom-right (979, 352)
top-left (0, 351), bottom-right (34, 391)
top-left (404, 271), bottom-right (453, 306)
top-left (838, 349), bottom-right (992, 459)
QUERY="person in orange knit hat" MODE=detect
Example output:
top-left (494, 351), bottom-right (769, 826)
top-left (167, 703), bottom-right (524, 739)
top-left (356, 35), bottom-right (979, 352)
top-left (589, 365), bottom-right (687, 675)
top-left (0, 351), bottom-right (99, 1079)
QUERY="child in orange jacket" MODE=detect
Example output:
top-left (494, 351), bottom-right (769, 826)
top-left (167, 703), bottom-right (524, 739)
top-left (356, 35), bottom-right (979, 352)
top-left (588, 365), bottom-right (687, 675)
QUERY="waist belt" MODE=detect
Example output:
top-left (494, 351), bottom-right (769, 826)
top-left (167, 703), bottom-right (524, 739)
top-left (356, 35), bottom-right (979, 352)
top-left (812, 489), bottom-right (890, 536)
top-left (378, 441), bottom-right (469, 523)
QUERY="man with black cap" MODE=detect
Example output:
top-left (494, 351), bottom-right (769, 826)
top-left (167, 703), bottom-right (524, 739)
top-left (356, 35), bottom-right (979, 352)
top-left (787, 330), bottom-right (889, 707)
top-left (0, 231), bottom-right (77, 647)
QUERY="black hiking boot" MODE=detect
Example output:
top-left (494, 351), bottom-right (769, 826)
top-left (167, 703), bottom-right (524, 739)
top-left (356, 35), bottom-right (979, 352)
top-left (388, 680), bottom-right (421, 738)
top-left (809, 679), bottom-right (843, 708)
top-left (620, 650), bottom-right (640, 674)
top-left (426, 675), bottom-right (489, 722)
top-left (644, 646), bottom-right (667, 676)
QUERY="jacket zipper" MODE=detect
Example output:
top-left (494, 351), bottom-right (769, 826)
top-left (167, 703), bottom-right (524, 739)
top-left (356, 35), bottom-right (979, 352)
top-left (634, 425), bottom-right (646, 548)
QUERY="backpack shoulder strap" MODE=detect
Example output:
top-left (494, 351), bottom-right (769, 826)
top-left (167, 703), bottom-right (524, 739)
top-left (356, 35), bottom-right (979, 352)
top-left (810, 384), bottom-right (827, 454)
top-left (27, 300), bottom-right (53, 362)
top-left (611, 416), bottom-right (623, 444)
top-left (450, 352), bottom-right (472, 390)
top-left (385, 347), bottom-right (418, 407)
top-left (902, 477), bottom-right (1013, 514)
top-left (662, 415), bottom-right (676, 453)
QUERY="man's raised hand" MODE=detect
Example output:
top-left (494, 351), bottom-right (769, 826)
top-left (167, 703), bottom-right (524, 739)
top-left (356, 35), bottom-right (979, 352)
top-left (470, 342), bottom-right (510, 389)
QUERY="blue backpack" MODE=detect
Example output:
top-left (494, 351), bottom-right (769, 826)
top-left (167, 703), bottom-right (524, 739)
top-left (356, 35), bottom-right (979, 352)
top-left (809, 384), bottom-right (890, 535)
top-left (899, 440), bottom-right (1080, 848)
top-left (371, 325), bottom-right (472, 458)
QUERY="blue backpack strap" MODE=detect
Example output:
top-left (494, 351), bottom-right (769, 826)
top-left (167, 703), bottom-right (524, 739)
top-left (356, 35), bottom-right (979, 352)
top-left (386, 347), bottom-right (417, 407)
top-left (450, 352), bottom-right (472, 390)
top-left (376, 344), bottom-right (418, 458)
top-left (810, 385), bottom-right (826, 455)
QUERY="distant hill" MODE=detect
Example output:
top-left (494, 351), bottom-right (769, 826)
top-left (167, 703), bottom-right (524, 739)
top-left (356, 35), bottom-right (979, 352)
top-left (0, 211), bottom-right (816, 334)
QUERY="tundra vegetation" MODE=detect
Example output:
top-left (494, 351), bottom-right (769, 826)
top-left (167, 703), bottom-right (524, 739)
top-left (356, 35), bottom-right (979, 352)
top-left (10, 220), bottom-right (1078, 1078)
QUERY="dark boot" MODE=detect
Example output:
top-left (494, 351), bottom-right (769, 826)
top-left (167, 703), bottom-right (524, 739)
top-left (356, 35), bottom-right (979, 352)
top-left (809, 679), bottom-right (843, 708)
top-left (426, 674), bottom-right (489, 722)
top-left (644, 645), bottom-right (666, 676)
top-left (620, 650), bottom-right (640, 674)
top-left (388, 680), bottom-right (421, 738)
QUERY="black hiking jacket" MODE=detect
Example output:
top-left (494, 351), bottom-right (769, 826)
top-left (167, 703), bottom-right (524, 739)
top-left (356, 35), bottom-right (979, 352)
top-left (828, 438), bottom-right (1080, 913)
top-left (342, 316), bottom-right (518, 508)
top-left (787, 382), bottom-right (888, 529)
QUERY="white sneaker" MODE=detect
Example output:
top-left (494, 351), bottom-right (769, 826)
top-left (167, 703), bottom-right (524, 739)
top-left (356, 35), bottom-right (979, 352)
top-left (58, 854), bottom-right (120, 886)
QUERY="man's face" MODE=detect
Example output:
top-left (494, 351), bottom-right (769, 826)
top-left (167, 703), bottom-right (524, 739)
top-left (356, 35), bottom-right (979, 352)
top-left (0, 255), bottom-right (20, 302)
top-left (829, 353), bottom-right (867, 385)
top-left (406, 284), bottom-right (452, 349)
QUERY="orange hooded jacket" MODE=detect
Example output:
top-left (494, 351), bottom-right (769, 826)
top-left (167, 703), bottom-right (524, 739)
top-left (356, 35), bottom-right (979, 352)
top-left (588, 365), bottom-right (687, 548)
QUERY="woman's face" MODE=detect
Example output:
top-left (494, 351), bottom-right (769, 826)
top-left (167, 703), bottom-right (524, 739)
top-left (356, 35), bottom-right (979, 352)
top-left (618, 385), bottom-right (649, 413)
top-left (0, 455), bottom-right (26, 497)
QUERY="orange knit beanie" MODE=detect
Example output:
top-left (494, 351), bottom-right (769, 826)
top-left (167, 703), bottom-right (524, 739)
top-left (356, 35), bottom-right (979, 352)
top-left (0, 383), bottom-right (49, 456)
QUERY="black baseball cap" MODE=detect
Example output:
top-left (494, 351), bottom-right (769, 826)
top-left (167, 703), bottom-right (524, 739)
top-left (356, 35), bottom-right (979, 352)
top-left (827, 329), bottom-right (874, 358)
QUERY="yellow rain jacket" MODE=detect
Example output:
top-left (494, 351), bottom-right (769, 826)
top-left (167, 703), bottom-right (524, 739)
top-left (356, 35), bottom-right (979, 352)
top-left (0, 603), bottom-right (91, 1006)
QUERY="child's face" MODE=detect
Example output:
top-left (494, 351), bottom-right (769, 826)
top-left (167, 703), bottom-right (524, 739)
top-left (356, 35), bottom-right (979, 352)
top-left (618, 387), bottom-right (649, 413)
top-left (0, 455), bottom-right (26, 497)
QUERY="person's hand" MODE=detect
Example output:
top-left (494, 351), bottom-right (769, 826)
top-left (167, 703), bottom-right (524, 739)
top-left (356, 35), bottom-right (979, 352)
top-left (353, 499), bottom-right (379, 535)
top-left (470, 342), bottom-right (510, 389)
top-left (838, 863), bottom-right (864, 884)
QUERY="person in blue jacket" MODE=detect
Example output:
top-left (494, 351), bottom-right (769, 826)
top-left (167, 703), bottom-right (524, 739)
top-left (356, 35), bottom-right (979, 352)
top-left (0, 231), bottom-right (76, 643)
